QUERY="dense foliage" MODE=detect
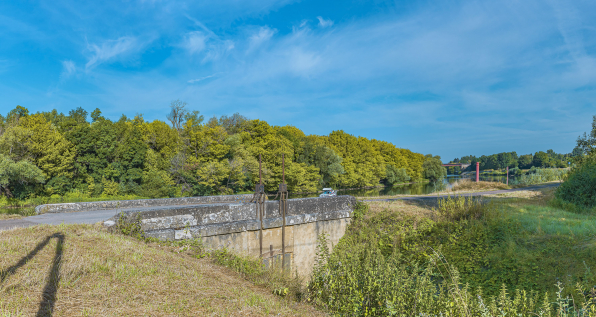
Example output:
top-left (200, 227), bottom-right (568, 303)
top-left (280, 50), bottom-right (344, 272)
top-left (556, 161), bottom-right (596, 209)
top-left (452, 149), bottom-right (572, 172)
top-left (0, 104), bottom-right (429, 200)
top-left (510, 166), bottom-right (569, 186)
top-left (555, 116), bottom-right (596, 210)
top-left (309, 196), bottom-right (596, 316)
top-left (422, 154), bottom-right (447, 181)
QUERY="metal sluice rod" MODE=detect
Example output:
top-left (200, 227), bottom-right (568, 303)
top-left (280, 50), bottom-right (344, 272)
top-left (279, 154), bottom-right (288, 271)
top-left (257, 154), bottom-right (264, 258)
top-left (255, 153), bottom-right (289, 271)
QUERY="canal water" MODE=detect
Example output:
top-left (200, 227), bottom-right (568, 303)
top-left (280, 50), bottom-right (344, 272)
top-left (285, 174), bottom-right (513, 199)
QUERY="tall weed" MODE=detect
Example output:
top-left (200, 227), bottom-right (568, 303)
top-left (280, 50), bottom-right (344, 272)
top-left (308, 233), bottom-right (596, 316)
top-left (436, 196), bottom-right (485, 221)
top-left (511, 167), bottom-right (568, 186)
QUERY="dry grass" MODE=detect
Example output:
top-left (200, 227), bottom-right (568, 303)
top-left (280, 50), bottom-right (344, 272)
top-left (484, 190), bottom-right (543, 199)
top-left (443, 179), bottom-right (509, 193)
top-left (486, 187), bottom-right (557, 205)
top-left (364, 199), bottom-right (437, 220)
top-left (0, 213), bottom-right (23, 220)
top-left (0, 224), bottom-right (324, 317)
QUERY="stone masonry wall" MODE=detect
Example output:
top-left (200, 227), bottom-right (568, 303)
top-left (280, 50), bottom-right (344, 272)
top-left (112, 195), bottom-right (356, 241)
top-left (35, 194), bottom-right (253, 214)
top-left (111, 195), bottom-right (356, 277)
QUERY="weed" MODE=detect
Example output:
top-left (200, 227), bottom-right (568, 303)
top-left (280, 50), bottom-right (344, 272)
top-left (435, 195), bottom-right (486, 221)
top-left (115, 212), bottom-right (143, 238)
top-left (210, 247), bottom-right (305, 301)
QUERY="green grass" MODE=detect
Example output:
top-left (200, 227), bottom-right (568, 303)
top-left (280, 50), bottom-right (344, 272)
top-left (511, 204), bottom-right (596, 236)
top-left (308, 191), bottom-right (596, 316)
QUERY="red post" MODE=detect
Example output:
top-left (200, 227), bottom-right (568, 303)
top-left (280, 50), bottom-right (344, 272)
top-left (506, 166), bottom-right (509, 185)
top-left (476, 162), bottom-right (480, 183)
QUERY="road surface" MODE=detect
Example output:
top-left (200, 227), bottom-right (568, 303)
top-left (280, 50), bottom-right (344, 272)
top-left (0, 183), bottom-right (560, 231)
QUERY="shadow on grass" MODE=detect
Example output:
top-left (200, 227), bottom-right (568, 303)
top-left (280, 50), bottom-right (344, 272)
top-left (37, 233), bottom-right (65, 317)
top-left (0, 232), bottom-right (65, 317)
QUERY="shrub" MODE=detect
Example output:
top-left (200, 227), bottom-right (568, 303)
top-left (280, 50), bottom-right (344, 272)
top-left (436, 195), bottom-right (485, 221)
top-left (351, 201), bottom-right (369, 220)
top-left (555, 161), bottom-right (596, 209)
top-left (511, 167), bottom-right (568, 186)
top-left (307, 234), bottom-right (594, 316)
top-left (211, 248), bottom-right (304, 300)
top-left (510, 167), bottom-right (522, 176)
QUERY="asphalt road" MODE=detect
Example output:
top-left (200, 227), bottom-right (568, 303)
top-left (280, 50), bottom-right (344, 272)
top-left (0, 209), bottom-right (121, 231)
top-left (0, 183), bottom-right (560, 231)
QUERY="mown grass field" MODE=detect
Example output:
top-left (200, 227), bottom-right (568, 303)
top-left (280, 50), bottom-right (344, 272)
top-left (0, 224), bottom-right (323, 317)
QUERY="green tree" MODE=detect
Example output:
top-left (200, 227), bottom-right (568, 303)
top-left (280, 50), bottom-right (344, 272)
top-left (0, 154), bottom-right (45, 198)
top-left (297, 137), bottom-right (345, 187)
top-left (576, 115), bottom-right (596, 162)
top-left (423, 156), bottom-right (447, 181)
top-left (385, 165), bottom-right (410, 185)
top-left (518, 154), bottom-right (533, 169)
top-left (532, 151), bottom-right (550, 168)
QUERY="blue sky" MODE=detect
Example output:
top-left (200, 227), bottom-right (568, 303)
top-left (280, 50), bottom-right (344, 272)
top-left (1, 0), bottom-right (595, 161)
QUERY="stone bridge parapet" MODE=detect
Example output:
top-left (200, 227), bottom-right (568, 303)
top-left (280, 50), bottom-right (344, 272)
top-left (112, 195), bottom-right (356, 241)
top-left (111, 195), bottom-right (356, 276)
top-left (35, 194), bottom-right (254, 214)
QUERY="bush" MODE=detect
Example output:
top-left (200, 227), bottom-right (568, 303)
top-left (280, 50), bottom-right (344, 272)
top-left (511, 167), bottom-right (568, 186)
top-left (556, 161), bottom-right (596, 209)
top-left (308, 234), bottom-right (596, 316)
top-left (308, 199), bottom-right (596, 316)
top-left (436, 195), bottom-right (485, 221)
top-left (510, 167), bottom-right (522, 176)
top-left (211, 248), bottom-right (304, 300)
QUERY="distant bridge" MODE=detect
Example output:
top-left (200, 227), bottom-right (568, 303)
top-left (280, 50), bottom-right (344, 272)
top-left (442, 163), bottom-right (471, 169)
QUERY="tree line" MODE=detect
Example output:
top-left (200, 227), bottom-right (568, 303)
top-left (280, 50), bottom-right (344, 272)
top-left (448, 149), bottom-right (573, 174)
top-left (0, 102), bottom-right (433, 199)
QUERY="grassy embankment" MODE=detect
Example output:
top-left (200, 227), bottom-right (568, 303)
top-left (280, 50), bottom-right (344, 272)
top-left (308, 187), bottom-right (596, 316)
top-left (0, 224), bottom-right (322, 316)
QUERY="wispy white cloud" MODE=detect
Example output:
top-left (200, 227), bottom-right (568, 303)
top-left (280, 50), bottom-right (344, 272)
top-left (183, 31), bottom-right (208, 55)
top-left (317, 16), bottom-right (334, 28)
top-left (549, 0), bottom-right (596, 85)
top-left (4, 0), bottom-right (596, 160)
top-left (247, 26), bottom-right (276, 52)
top-left (182, 18), bottom-right (235, 62)
top-left (61, 60), bottom-right (76, 78)
top-left (85, 36), bottom-right (140, 69)
top-left (187, 73), bottom-right (221, 83)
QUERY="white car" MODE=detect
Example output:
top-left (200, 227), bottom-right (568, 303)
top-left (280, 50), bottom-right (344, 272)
top-left (319, 188), bottom-right (337, 197)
